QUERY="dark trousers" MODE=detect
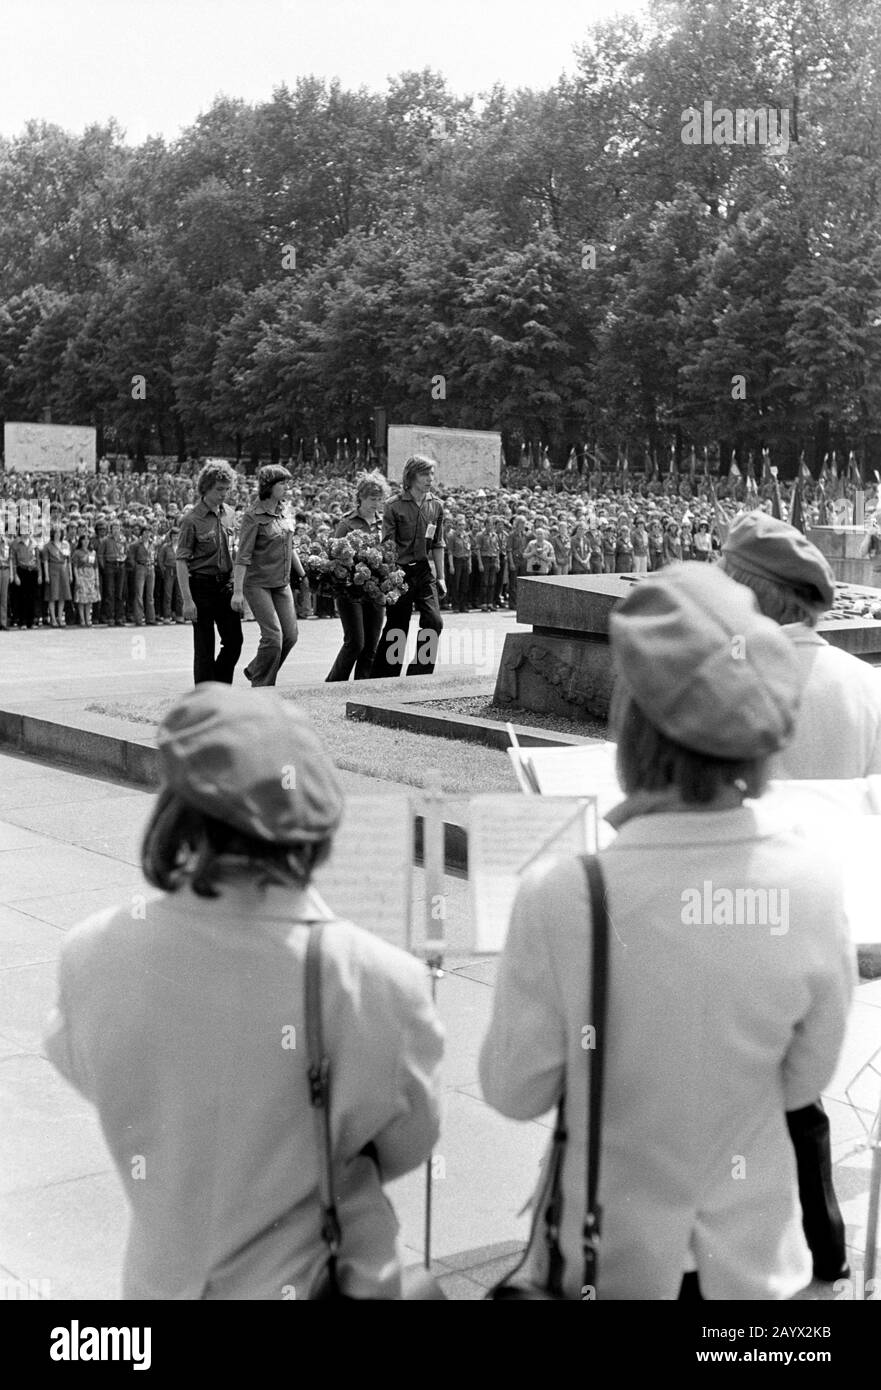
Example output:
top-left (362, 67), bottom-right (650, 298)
top-left (450, 557), bottom-right (470, 611)
top-left (101, 563), bottom-right (125, 623)
top-left (326, 595), bottom-right (384, 681)
top-left (480, 559), bottom-right (499, 607)
top-left (159, 566), bottom-right (182, 619)
top-left (786, 1099), bottom-right (847, 1278)
top-left (373, 560), bottom-right (443, 677)
top-left (189, 573), bottom-right (243, 685)
top-left (15, 568), bottom-right (39, 627)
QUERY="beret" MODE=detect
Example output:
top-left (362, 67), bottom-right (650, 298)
top-left (156, 684), bottom-right (343, 845)
top-left (610, 563), bottom-right (805, 759)
top-left (721, 512), bottom-right (835, 608)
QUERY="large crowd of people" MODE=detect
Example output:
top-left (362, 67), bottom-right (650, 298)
top-left (1, 455), bottom-right (877, 635)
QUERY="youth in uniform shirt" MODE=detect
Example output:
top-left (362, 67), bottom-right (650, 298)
top-left (382, 489), bottom-right (445, 567)
top-left (236, 500), bottom-right (295, 588)
top-left (176, 497), bottom-right (236, 574)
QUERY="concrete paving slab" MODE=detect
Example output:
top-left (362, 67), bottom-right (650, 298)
top-left (0, 1170), bottom-right (127, 1300)
top-left (0, 903), bottom-right (66, 968)
top-left (0, 824), bottom-right (46, 852)
top-left (0, 1054), bottom-right (112, 1196)
top-left (1, 845), bottom-right (143, 907)
top-left (0, 759), bottom-right (144, 811)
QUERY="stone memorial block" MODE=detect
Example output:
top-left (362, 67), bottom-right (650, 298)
top-left (494, 573), bottom-right (881, 721)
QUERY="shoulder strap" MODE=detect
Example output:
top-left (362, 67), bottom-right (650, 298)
top-left (305, 923), bottom-right (343, 1290)
top-left (581, 854), bottom-right (609, 1294)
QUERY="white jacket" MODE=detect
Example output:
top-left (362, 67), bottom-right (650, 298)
top-left (771, 624), bottom-right (881, 778)
top-left (480, 800), bottom-right (855, 1300)
top-left (44, 880), bottom-right (443, 1300)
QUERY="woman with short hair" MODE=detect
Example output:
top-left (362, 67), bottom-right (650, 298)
top-left (44, 684), bottom-right (443, 1300)
top-left (42, 525), bottom-right (72, 627)
top-left (233, 464), bottom-right (304, 687)
top-left (326, 470), bottom-right (390, 681)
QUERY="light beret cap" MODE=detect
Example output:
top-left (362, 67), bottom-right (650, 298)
top-left (610, 563), bottom-right (805, 759)
top-left (721, 512), bottom-right (835, 608)
top-left (156, 684), bottom-right (343, 844)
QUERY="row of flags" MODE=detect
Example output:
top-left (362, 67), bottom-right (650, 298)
top-left (517, 442), bottom-right (876, 485)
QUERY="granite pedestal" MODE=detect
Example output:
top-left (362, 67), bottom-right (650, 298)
top-left (809, 527), bottom-right (880, 588)
top-left (494, 573), bottom-right (881, 721)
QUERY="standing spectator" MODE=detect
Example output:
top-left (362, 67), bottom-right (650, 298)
top-left (42, 526), bottom-right (72, 628)
top-left (476, 517), bottom-right (501, 611)
top-left (631, 518), bottom-right (649, 573)
top-left (507, 516), bottom-right (530, 608)
top-left (233, 465), bottom-right (303, 688)
top-left (663, 521), bottom-right (683, 566)
top-left (43, 685), bottom-right (444, 1300)
top-left (569, 521), bottom-right (590, 574)
top-left (98, 521), bottom-right (127, 625)
top-left (176, 460), bottom-right (243, 686)
top-left (447, 516), bottom-right (473, 613)
top-left (480, 564), bottom-right (853, 1300)
top-left (693, 521), bottom-right (712, 561)
top-left (493, 516), bottom-right (509, 608)
top-left (602, 523), bottom-right (617, 573)
top-left (551, 521), bottom-right (572, 576)
top-left (131, 525), bottom-right (158, 626)
top-left (522, 527), bottom-right (555, 575)
top-left (648, 518), bottom-right (664, 571)
top-left (326, 471), bottom-right (389, 682)
top-left (72, 536), bottom-right (100, 627)
top-left (373, 456), bottom-right (446, 678)
top-left (156, 525), bottom-right (184, 622)
top-left (615, 522), bottom-right (635, 573)
top-left (10, 529), bottom-right (43, 629)
top-left (719, 512), bottom-right (876, 1279)
top-left (0, 529), bottom-right (12, 630)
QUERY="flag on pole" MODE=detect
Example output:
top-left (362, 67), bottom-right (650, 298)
top-left (771, 477), bottom-right (783, 520)
top-left (703, 446), bottom-right (709, 476)
top-left (816, 481), bottom-right (829, 525)
top-left (669, 441), bottom-right (677, 476)
top-left (761, 448), bottom-right (772, 486)
top-left (708, 477), bottom-right (732, 545)
top-left (848, 451), bottom-right (862, 488)
top-left (728, 451), bottom-right (741, 479)
top-left (566, 446), bottom-right (577, 473)
top-left (789, 479), bottom-right (807, 534)
top-left (798, 451), bottom-right (811, 483)
top-left (689, 446), bottom-right (696, 478)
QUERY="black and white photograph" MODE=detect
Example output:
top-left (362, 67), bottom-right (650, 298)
top-left (0, 0), bottom-right (879, 1364)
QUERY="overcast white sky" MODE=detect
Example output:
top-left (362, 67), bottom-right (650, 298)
top-left (0, 0), bottom-right (648, 143)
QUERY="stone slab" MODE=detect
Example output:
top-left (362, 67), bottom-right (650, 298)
top-left (516, 573), bottom-right (635, 634)
top-left (494, 631), bottom-right (616, 720)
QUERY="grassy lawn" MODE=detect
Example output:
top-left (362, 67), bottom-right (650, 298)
top-left (87, 675), bottom-right (521, 794)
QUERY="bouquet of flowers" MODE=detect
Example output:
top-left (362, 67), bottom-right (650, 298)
top-left (304, 535), bottom-right (408, 606)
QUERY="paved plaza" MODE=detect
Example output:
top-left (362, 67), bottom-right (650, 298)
top-left (1, 621), bottom-right (879, 1301)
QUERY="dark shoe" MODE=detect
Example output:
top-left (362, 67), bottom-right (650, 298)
top-left (813, 1260), bottom-right (850, 1283)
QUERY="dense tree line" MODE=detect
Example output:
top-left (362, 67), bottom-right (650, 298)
top-left (1, 0), bottom-right (880, 476)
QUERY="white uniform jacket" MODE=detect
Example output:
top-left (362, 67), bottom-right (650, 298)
top-left (480, 800), bottom-right (855, 1300)
top-left (771, 623), bottom-right (881, 778)
top-left (44, 880), bottom-right (444, 1300)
